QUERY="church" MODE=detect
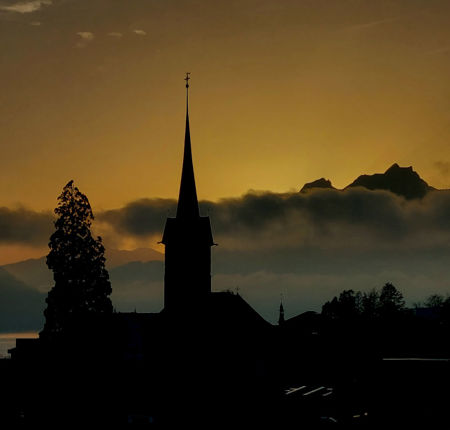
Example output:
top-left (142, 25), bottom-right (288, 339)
top-left (110, 77), bottom-right (274, 400)
top-left (161, 74), bottom-right (214, 312)
top-left (6, 77), bottom-right (449, 429)
top-left (6, 77), bottom-right (401, 429)
top-left (7, 77), bottom-right (275, 427)
top-left (159, 74), bottom-right (269, 323)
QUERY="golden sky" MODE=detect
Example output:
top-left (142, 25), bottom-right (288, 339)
top-left (4, 1), bottom-right (450, 327)
top-left (1, 0), bottom-right (450, 213)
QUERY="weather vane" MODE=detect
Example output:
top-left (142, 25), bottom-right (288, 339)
top-left (185, 72), bottom-right (190, 88)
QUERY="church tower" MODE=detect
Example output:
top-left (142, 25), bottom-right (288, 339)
top-left (161, 75), bottom-right (214, 312)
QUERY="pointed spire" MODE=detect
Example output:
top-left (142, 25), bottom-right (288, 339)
top-left (278, 297), bottom-right (285, 326)
top-left (176, 73), bottom-right (200, 219)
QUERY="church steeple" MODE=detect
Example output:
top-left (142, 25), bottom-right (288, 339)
top-left (176, 73), bottom-right (200, 219)
top-left (161, 74), bottom-right (214, 312)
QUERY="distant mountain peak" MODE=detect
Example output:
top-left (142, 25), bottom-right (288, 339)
top-left (300, 178), bottom-right (335, 193)
top-left (346, 163), bottom-right (432, 199)
top-left (385, 163), bottom-right (413, 173)
top-left (387, 162), bottom-right (400, 170)
top-left (300, 164), bottom-right (434, 199)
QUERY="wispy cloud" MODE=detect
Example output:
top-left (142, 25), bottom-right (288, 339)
top-left (77, 31), bottom-right (94, 40)
top-left (76, 31), bottom-right (94, 48)
top-left (133, 29), bottom-right (146, 36)
top-left (344, 17), bottom-right (398, 32)
top-left (426, 46), bottom-right (450, 55)
top-left (108, 32), bottom-right (123, 38)
top-left (30, 20), bottom-right (40, 26)
top-left (0, 0), bottom-right (51, 14)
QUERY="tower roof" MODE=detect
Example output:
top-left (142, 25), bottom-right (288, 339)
top-left (176, 74), bottom-right (200, 219)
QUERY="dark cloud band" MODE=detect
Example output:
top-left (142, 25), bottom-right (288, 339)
top-left (0, 207), bottom-right (52, 245)
top-left (97, 188), bottom-right (450, 250)
top-left (4, 188), bottom-right (450, 251)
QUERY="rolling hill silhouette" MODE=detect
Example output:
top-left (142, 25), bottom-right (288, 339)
top-left (105, 247), bottom-right (164, 267)
top-left (0, 249), bottom-right (165, 332)
top-left (0, 267), bottom-right (45, 332)
top-left (2, 248), bottom-right (164, 292)
top-left (2, 257), bottom-right (52, 293)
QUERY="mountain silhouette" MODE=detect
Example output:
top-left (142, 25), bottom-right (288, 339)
top-left (1, 248), bottom-right (164, 293)
top-left (0, 259), bottom-right (166, 332)
top-left (105, 247), bottom-right (164, 267)
top-left (2, 257), bottom-right (52, 293)
top-left (346, 163), bottom-right (433, 199)
top-left (109, 261), bottom-right (164, 312)
top-left (300, 178), bottom-right (335, 192)
top-left (110, 260), bottom-right (164, 284)
top-left (0, 267), bottom-right (45, 332)
top-left (301, 164), bottom-right (434, 199)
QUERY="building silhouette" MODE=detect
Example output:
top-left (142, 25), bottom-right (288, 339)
top-left (7, 77), bottom-right (449, 428)
top-left (6, 77), bottom-right (273, 427)
top-left (162, 79), bottom-right (214, 312)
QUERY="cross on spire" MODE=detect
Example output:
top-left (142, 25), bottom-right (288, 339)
top-left (176, 72), bottom-right (199, 219)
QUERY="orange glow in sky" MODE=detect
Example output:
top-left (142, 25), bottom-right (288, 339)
top-left (1, 1), bottom-right (450, 210)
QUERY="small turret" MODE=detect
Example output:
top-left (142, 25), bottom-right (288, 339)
top-left (278, 300), bottom-right (285, 326)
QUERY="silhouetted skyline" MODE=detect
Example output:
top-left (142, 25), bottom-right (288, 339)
top-left (3, 85), bottom-right (448, 426)
top-left (2, 1), bottom-right (450, 336)
top-left (2, 3), bottom-right (450, 426)
top-left (2, 160), bottom-right (450, 330)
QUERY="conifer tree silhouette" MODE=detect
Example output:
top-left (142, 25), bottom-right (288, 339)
top-left (41, 180), bottom-right (112, 340)
top-left (379, 282), bottom-right (405, 318)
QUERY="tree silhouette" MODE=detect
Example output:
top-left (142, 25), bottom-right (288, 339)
top-left (322, 285), bottom-right (408, 322)
top-left (378, 282), bottom-right (405, 319)
top-left (322, 289), bottom-right (361, 321)
top-left (424, 294), bottom-right (445, 308)
top-left (360, 289), bottom-right (379, 320)
top-left (40, 180), bottom-right (112, 340)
